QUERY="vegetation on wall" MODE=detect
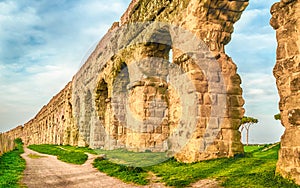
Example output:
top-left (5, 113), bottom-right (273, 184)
top-left (274, 113), bottom-right (281, 120)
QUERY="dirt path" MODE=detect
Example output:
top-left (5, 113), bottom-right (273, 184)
top-left (21, 148), bottom-right (221, 188)
top-left (21, 148), bottom-right (166, 188)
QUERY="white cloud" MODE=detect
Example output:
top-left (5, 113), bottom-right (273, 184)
top-left (241, 73), bottom-right (279, 105)
top-left (226, 0), bottom-right (283, 144)
top-left (78, 1), bottom-right (126, 15)
top-left (227, 6), bottom-right (277, 75)
top-left (235, 8), bottom-right (270, 32)
top-left (0, 0), bottom-right (131, 132)
top-left (230, 33), bottom-right (276, 52)
top-left (248, 0), bottom-right (278, 9)
top-left (0, 1), bottom-right (17, 14)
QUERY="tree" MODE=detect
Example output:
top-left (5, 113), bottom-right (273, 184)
top-left (274, 113), bottom-right (281, 120)
top-left (240, 116), bottom-right (258, 146)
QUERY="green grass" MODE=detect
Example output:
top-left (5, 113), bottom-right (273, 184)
top-left (93, 158), bottom-right (149, 185)
top-left (0, 138), bottom-right (26, 188)
top-left (92, 149), bottom-right (160, 185)
top-left (147, 143), bottom-right (299, 187)
top-left (94, 148), bottom-right (168, 167)
top-left (93, 143), bottom-right (300, 187)
top-left (59, 145), bottom-right (98, 155)
top-left (28, 144), bottom-right (89, 165)
top-left (243, 145), bottom-right (265, 153)
top-left (27, 143), bottom-right (300, 187)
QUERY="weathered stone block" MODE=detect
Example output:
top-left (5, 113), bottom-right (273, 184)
top-left (271, 0), bottom-right (300, 184)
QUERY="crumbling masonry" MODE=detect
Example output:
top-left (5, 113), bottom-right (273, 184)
top-left (3, 0), bottom-right (300, 184)
top-left (271, 0), bottom-right (300, 184)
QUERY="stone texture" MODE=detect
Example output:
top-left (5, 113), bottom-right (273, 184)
top-left (271, 0), bottom-right (300, 184)
top-left (4, 0), bottom-right (248, 163)
top-left (0, 132), bottom-right (15, 156)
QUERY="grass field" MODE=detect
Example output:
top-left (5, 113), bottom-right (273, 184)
top-left (0, 138), bottom-right (26, 187)
top-left (93, 143), bottom-right (300, 187)
top-left (93, 158), bottom-right (149, 185)
top-left (94, 148), bottom-right (169, 167)
top-left (147, 144), bottom-right (297, 187)
top-left (28, 144), bottom-right (95, 165)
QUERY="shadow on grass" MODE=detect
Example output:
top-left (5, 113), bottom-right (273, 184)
top-left (28, 144), bottom-right (88, 165)
top-left (94, 148), bottom-right (169, 167)
top-left (93, 158), bottom-right (149, 185)
top-left (144, 144), bottom-right (299, 188)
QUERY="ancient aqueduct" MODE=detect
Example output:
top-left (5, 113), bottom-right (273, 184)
top-left (1, 0), bottom-right (299, 184)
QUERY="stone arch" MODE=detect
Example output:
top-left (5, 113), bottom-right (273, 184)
top-left (93, 79), bottom-right (109, 148)
top-left (83, 89), bottom-right (92, 143)
top-left (111, 62), bottom-right (130, 143)
top-left (93, 61), bottom-right (132, 149)
top-left (271, 0), bottom-right (300, 184)
top-left (116, 26), bottom-right (173, 151)
top-left (17, 0), bottom-right (247, 164)
top-left (95, 79), bottom-right (108, 122)
top-left (75, 97), bottom-right (80, 110)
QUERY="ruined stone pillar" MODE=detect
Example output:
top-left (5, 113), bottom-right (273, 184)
top-left (168, 0), bottom-right (247, 162)
top-left (123, 42), bottom-right (171, 152)
top-left (270, 0), bottom-right (300, 184)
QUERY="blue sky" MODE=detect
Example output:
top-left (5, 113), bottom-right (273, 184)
top-left (0, 0), bottom-right (283, 144)
top-left (226, 0), bottom-right (284, 144)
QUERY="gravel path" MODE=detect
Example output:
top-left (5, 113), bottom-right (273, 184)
top-left (21, 148), bottom-right (221, 188)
